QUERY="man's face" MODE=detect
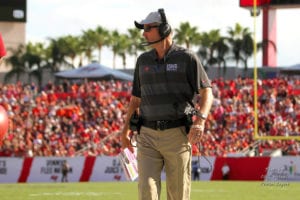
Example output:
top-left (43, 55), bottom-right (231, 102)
top-left (143, 23), bottom-right (160, 44)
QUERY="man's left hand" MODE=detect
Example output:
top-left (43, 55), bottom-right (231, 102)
top-left (188, 124), bottom-right (204, 144)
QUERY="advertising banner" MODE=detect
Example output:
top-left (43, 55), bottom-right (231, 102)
top-left (26, 157), bottom-right (85, 183)
top-left (0, 156), bottom-right (299, 183)
top-left (266, 157), bottom-right (300, 182)
top-left (89, 156), bottom-right (126, 182)
top-left (0, 157), bottom-right (23, 183)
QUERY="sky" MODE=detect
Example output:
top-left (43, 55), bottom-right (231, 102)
top-left (26, 0), bottom-right (300, 69)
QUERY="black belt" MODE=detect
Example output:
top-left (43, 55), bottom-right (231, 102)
top-left (141, 118), bottom-right (186, 131)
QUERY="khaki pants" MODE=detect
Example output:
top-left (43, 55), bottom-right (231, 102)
top-left (137, 126), bottom-right (191, 200)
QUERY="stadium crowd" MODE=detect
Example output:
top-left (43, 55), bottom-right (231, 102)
top-left (0, 76), bottom-right (299, 157)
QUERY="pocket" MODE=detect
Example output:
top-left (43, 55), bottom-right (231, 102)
top-left (136, 126), bottom-right (152, 148)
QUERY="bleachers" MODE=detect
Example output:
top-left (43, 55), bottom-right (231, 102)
top-left (0, 76), bottom-right (299, 157)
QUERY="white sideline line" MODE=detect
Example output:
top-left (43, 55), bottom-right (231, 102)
top-left (29, 192), bottom-right (122, 197)
top-left (192, 189), bottom-right (227, 193)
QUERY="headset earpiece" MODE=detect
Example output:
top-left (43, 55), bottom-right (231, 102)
top-left (158, 9), bottom-right (171, 39)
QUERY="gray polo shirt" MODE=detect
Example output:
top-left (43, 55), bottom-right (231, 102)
top-left (132, 43), bottom-right (211, 121)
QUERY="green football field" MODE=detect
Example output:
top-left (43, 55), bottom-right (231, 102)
top-left (0, 181), bottom-right (298, 200)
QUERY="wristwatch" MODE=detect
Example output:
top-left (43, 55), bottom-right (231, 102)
top-left (196, 112), bottom-right (207, 120)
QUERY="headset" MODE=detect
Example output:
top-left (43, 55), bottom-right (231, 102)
top-left (140, 8), bottom-right (172, 46)
top-left (157, 8), bottom-right (172, 40)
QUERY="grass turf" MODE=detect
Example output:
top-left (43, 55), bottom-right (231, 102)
top-left (0, 181), bottom-right (298, 200)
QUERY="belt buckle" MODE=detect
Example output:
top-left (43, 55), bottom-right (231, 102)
top-left (156, 120), bottom-right (167, 131)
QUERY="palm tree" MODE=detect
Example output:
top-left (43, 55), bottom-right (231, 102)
top-left (74, 36), bottom-right (86, 67)
top-left (174, 22), bottom-right (201, 49)
top-left (117, 34), bottom-right (131, 69)
top-left (240, 33), bottom-right (254, 70)
top-left (4, 44), bottom-right (28, 83)
top-left (227, 23), bottom-right (253, 70)
top-left (94, 26), bottom-right (109, 64)
top-left (61, 35), bottom-right (82, 68)
top-left (46, 37), bottom-right (72, 72)
top-left (81, 29), bottom-right (98, 64)
top-left (127, 28), bottom-right (145, 62)
top-left (197, 29), bottom-right (229, 70)
top-left (110, 30), bottom-right (131, 69)
top-left (214, 36), bottom-right (230, 69)
top-left (23, 42), bottom-right (46, 86)
top-left (257, 39), bottom-right (277, 67)
top-left (198, 29), bottom-right (221, 67)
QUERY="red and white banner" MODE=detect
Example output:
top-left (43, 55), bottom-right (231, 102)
top-left (0, 156), bottom-right (299, 183)
top-left (211, 157), bottom-right (271, 180)
top-left (26, 157), bottom-right (86, 182)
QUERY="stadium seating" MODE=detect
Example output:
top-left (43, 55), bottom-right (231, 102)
top-left (0, 77), bottom-right (299, 157)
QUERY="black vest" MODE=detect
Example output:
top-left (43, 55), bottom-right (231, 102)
top-left (137, 46), bottom-right (195, 121)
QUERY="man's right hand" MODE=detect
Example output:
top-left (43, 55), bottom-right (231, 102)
top-left (121, 129), bottom-right (134, 153)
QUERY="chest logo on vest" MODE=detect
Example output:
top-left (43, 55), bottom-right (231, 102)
top-left (143, 66), bottom-right (150, 72)
top-left (166, 64), bottom-right (178, 72)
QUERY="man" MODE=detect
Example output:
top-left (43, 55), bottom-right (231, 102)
top-left (61, 160), bottom-right (70, 182)
top-left (192, 160), bottom-right (201, 181)
top-left (222, 162), bottom-right (230, 180)
top-left (121, 9), bottom-right (213, 200)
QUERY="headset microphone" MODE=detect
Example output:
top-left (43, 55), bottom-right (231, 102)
top-left (140, 37), bottom-right (165, 46)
